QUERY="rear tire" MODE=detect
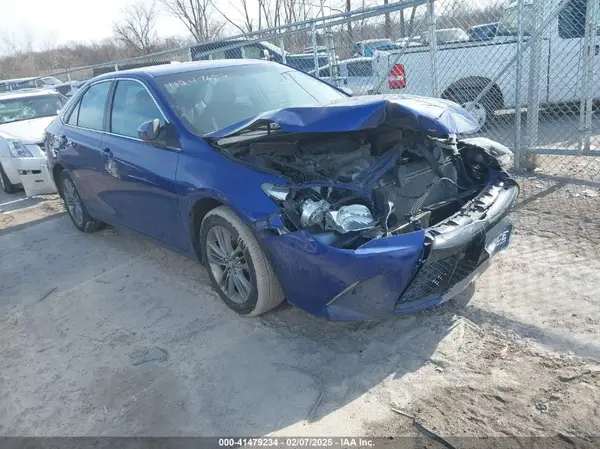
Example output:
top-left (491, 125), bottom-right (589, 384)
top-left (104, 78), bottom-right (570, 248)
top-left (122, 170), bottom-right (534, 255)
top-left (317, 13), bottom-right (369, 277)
top-left (200, 206), bottom-right (284, 316)
top-left (60, 171), bottom-right (104, 233)
top-left (0, 163), bottom-right (18, 194)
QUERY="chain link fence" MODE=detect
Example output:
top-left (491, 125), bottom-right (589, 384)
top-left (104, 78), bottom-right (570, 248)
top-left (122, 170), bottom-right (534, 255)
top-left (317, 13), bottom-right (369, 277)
top-left (2, 0), bottom-right (599, 185)
top-left (1, 0), bottom-right (599, 395)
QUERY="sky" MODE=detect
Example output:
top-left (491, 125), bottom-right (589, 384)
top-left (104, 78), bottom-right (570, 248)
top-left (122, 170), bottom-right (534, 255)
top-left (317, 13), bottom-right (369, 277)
top-left (0, 0), bottom-right (352, 52)
top-left (0, 0), bottom-right (190, 50)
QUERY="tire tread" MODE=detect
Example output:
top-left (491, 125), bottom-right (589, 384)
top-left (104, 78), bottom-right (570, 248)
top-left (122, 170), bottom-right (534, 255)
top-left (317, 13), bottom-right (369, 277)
top-left (0, 163), bottom-right (18, 194)
top-left (203, 206), bottom-right (284, 316)
top-left (60, 171), bottom-right (104, 233)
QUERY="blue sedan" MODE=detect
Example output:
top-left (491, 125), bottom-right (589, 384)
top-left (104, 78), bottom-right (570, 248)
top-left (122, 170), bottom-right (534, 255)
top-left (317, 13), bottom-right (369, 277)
top-left (44, 59), bottom-right (518, 321)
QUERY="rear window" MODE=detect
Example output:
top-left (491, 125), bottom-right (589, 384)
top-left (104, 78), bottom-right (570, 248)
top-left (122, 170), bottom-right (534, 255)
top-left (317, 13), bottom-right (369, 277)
top-left (74, 81), bottom-right (112, 131)
top-left (347, 61), bottom-right (373, 77)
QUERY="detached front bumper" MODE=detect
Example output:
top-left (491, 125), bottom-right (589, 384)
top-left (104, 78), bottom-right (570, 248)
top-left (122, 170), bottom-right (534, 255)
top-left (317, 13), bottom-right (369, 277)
top-left (14, 157), bottom-right (57, 197)
top-left (259, 177), bottom-right (519, 321)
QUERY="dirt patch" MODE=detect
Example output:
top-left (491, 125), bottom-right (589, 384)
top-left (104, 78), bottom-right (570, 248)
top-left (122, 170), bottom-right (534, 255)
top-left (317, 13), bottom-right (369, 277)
top-left (0, 194), bottom-right (65, 233)
top-left (0, 172), bottom-right (599, 438)
top-left (364, 318), bottom-right (600, 440)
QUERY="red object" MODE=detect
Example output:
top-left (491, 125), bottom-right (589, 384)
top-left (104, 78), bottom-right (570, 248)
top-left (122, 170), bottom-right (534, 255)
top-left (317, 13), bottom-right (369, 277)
top-left (388, 64), bottom-right (406, 89)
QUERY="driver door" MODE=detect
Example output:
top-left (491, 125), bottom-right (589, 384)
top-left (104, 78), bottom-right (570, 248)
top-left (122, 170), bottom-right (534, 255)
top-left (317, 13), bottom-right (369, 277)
top-left (100, 79), bottom-right (188, 249)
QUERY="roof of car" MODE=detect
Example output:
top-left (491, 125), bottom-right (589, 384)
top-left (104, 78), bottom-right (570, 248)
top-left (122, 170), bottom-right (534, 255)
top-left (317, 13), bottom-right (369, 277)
top-left (94, 59), bottom-right (272, 81)
top-left (0, 88), bottom-right (60, 100)
top-left (0, 76), bottom-right (37, 85)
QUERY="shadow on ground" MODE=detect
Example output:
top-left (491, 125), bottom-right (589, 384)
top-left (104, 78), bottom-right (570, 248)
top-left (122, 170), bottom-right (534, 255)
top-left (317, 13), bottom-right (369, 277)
top-left (1, 167), bottom-right (599, 436)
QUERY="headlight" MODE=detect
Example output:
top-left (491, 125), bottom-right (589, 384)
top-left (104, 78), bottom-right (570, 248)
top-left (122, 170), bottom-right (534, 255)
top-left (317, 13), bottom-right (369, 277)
top-left (261, 183), bottom-right (291, 202)
top-left (7, 139), bottom-right (33, 158)
top-left (461, 137), bottom-right (513, 168)
top-left (495, 150), bottom-right (513, 168)
top-left (325, 204), bottom-right (376, 234)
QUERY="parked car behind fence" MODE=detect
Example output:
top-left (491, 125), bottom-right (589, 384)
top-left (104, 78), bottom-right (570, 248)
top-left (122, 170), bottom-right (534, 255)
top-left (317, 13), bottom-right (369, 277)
top-left (0, 89), bottom-right (65, 195)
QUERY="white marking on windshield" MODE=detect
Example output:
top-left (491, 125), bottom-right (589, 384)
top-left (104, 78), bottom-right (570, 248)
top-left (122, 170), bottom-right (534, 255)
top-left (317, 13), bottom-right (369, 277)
top-left (165, 73), bottom-right (229, 89)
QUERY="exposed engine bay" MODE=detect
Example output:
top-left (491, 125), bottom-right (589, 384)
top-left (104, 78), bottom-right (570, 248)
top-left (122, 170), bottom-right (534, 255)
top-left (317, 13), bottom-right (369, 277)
top-left (217, 127), bottom-right (514, 249)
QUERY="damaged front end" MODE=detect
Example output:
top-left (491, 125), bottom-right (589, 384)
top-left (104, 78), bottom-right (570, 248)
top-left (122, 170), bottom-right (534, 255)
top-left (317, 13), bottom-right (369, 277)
top-left (210, 96), bottom-right (519, 320)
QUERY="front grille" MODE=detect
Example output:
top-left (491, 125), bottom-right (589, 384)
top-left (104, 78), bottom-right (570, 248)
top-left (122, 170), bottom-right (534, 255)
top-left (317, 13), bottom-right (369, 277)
top-left (447, 257), bottom-right (479, 287)
top-left (399, 254), bottom-right (458, 304)
top-left (397, 252), bottom-right (480, 307)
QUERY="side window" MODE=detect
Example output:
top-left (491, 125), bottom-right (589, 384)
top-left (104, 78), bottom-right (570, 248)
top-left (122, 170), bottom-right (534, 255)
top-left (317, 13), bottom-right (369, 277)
top-left (347, 61), bottom-right (373, 77)
top-left (77, 82), bottom-right (112, 131)
top-left (110, 80), bottom-right (164, 139)
top-left (66, 100), bottom-right (81, 126)
top-left (559, 0), bottom-right (587, 38)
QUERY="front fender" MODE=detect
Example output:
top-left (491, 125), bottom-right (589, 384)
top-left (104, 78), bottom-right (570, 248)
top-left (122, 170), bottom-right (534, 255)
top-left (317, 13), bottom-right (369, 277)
top-left (259, 230), bottom-right (426, 319)
top-left (175, 142), bottom-right (288, 246)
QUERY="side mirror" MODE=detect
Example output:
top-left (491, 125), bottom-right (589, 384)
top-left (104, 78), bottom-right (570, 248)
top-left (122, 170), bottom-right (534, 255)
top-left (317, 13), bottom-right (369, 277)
top-left (138, 118), bottom-right (161, 142)
top-left (340, 87), bottom-right (354, 96)
top-left (262, 49), bottom-right (272, 60)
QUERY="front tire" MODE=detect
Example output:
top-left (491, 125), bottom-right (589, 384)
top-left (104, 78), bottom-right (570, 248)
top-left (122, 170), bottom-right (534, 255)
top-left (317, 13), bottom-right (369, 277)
top-left (200, 206), bottom-right (284, 316)
top-left (0, 163), bottom-right (18, 194)
top-left (60, 171), bottom-right (104, 233)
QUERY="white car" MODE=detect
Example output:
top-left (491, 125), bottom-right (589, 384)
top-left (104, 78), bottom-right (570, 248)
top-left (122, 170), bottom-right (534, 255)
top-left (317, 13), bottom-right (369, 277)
top-left (0, 89), bottom-right (66, 195)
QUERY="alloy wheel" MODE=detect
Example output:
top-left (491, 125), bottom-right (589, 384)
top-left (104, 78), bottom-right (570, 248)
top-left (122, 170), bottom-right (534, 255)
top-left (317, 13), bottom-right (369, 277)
top-left (206, 225), bottom-right (252, 304)
top-left (62, 177), bottom-right (84, 227)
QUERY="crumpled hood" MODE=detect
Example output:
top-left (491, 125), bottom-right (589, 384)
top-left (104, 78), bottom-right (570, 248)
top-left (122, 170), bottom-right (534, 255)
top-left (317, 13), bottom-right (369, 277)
top-left (206, 94), bottom-right (481, 140)
top-left (0, 116), bottom-right (56, 144)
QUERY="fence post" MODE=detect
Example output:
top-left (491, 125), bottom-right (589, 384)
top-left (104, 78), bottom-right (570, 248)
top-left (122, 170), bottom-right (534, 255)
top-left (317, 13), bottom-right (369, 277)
top-left (514, 0), bottom-right (524, 169)
top-left (325, 23), bottom-right (339, 86)
top-left (578, 0), bottom-right (599, 153)
top-left (468, 0), bottom-right (571, 112)
top-left (526, 0), bottom-right (542, 170)
top-left (312, 22), bottom-right (320, 78)
top-left (280, 38), bottom-right (287, 64)
top-left (372, 11), bottom-right (429, 94)
top-left (427, 0), bottom-right (438, 97)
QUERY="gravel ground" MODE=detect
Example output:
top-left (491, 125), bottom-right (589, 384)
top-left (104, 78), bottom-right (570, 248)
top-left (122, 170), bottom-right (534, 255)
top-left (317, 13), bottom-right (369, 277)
top-left (0, 168), bottom-right (599, 441)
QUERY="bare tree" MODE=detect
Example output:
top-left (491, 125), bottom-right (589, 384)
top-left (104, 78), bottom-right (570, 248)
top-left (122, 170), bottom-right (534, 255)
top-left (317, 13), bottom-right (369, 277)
top-left (160, 0), bottom-right (222, 42)
top-left (211, 0), bottom-right (255, 34)
top-left (113, 0), bottom-right (159, 55)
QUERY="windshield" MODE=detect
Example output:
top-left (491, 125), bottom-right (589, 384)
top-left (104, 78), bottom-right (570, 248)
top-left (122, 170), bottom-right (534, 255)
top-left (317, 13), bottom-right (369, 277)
top-left (500, 4), bottom-right (535, 35)
top-left (0, 94), bottom-right (66, 125)
top-left (157, 64), bottom-right (346, 136)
